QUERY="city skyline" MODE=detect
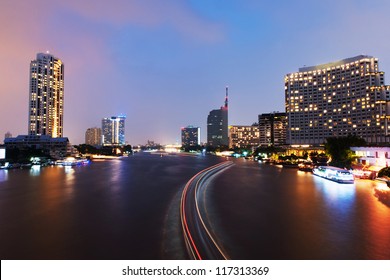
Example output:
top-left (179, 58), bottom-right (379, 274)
top-left (2, 1), bottom-right (390, 145)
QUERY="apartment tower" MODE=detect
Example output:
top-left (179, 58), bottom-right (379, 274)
top-left (102, 116), bottom-right (126, 146)
top-left (181, 126), bottom-right (201, 146)
top-left (258, 112), bottom-right (287, 146)
top-left (28, 52), bottom-right (64, 137)
top-left (85, 127), bottom-right (102, 146)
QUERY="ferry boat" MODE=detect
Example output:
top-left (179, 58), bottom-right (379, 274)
top-left (312, 166), bottom-right (354, 183)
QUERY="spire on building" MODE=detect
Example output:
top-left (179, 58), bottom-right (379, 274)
top-left (224, 86), bottom-right (228, 109)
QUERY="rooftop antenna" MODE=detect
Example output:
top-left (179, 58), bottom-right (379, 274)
top-left (224, 86), bottom-right (228, 109)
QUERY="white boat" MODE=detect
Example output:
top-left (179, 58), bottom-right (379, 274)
top-left (312, 166), bottom-right (354, 183)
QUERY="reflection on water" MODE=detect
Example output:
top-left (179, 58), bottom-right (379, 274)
top-left (373, 183), bottom-right (390, 206)
top-left (208, 162), bottom-right (390, 260)
top-left (313, 176), bottom-right (356, 204)
top-left (109, 160), bottom-right (122, 190)
top-left (0, 170), bottom-right (8, 182)
top-left (29, 165), bottom-right (41, 176)
top-left (1, 157), bottom-right (390, 260)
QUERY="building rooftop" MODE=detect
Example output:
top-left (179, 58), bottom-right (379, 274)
top-left (298, 55), bottom-right (374, 72)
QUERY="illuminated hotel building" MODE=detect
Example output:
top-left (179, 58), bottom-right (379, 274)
top-left (207, 87), bottom-right (229, 147)
top-left (28, 53), bottom-right (64, 137)
top-left (229, 125), bottom-right (259, 148)
top-left (102, 116), bottom-right (126, 146)
top-left (181, 126), bottom-right (200, 146)
top-left (85, 127), bottom-right (102, 146)
top-left (285, 55), bottom-right (390, 145)
top-left (258, 112), bottom-right (287, 146)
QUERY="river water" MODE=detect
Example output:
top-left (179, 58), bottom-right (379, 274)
top-left (1, 153), bottom-right (389, 259)
top-left (207, 159), bottom-right (390, 260)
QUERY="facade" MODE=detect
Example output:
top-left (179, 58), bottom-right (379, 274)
top-left (285, 55), bottom-right (390, 145)
top-left (102, 116), bottom-right (126, 146)
top-left (4, 135), bottom-right (70, 159)
top-left (28, 53), bottom-right (64, 138)
top-left (229, 125), bottom-right (260, 148)
top-left (258, 112), bottom-right (287, 146)
top-left (85, 127), bottom-right (102, 146)
top-left (181, 126), bottom-right (200, 146)
top-left (207, 88), bottom-right (229, 146)
top-left (0, 146), bottom-right (5, 160)
top-left (351, 146), bottom-right (390, 171)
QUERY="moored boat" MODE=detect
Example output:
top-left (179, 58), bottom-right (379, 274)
top-left (312, 166), bottom-right (354, 183)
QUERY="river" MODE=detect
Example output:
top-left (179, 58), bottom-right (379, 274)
top-left (0, 153), bottom-right (389, 259)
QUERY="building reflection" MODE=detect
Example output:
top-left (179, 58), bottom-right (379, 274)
top-left (313, 177), bottom-right (356, 203)
top-left (0, 170), bottom-right (8, 182)
top-left (29, 165), bottom-right (41, 176)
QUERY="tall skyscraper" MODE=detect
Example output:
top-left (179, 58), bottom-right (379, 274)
top-left (28, 52), bottom-right (64, 138)
top-left (258, 112), bottom-right (287, 146)
top-left (207, 87), bottom-right (229, 146)
top-left (85, 127), bottom-right (102, 146)
top-left (102, 116), bottom-right (126, 146)
top-left (181, 126), bottom-right (200, 146)
top-left (285, 55), bottom-right (390, 145)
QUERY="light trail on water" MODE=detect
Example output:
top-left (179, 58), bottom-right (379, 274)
top-left (180, 161), bottom-right (234, 260)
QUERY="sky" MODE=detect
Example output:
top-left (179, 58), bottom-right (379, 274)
top-left (1, 0), bottom-right (390, 145)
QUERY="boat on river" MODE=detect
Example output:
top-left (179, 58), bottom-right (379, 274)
top-left (312, 166), bottom-right (354, 183)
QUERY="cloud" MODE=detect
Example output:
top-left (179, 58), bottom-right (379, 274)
top-left (60, 0), bottom-right (225, 43)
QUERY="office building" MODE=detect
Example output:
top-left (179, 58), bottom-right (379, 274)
top-left (207, 87), bottom-right (229, 146)
top-left (258, 112), bottom-right (287, 146)
top-left (28, 52), bottom-right (64, 137)
top-left (229, 125), bottom-right (259, 148)
top-left (102, 116), bottom-right (126, 146)
top-left (181, 126), bottom-right (200, 146)
top-left (85, 127), bottom-right (102, 146)
top-left (285, 55), bottom-right (390, 145)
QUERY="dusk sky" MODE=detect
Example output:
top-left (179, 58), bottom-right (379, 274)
top-left (1, 0), bottom-right (390, 145)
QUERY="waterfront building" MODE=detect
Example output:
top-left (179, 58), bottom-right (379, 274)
top-left (285, 55), bottom-right (390, 145)
top-left (28, 52), bottom-right (64, 138)
top-left (0, 146), bottom-right (5, 160)
top-left (4, 135), bottom-right (70, 159)
top-left (258, 112), bottom-right (287, 146)
top-left (207, 87), bottom-right (229, 147)
top-left (102, 116), bottom-right (126, 146)
top-left (229, 125), bottom-right (260, 148)
top-left (351, 146), bottom-right (390, 171)
top-left (181, 126), bottom-right (200, 146)
top-left (85, 127), bottom-right (102, 146)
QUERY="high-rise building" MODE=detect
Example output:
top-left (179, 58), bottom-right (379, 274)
top-left (181, 126), bottom-right (200, 146)
top-left (85, 127), bottom-right (102, 146)
top-left (285, 55), bottom-right (390, 145)
top-left (229, 125), bottom-right (259, 148)
top-left (207, 87), bottom-right (229, 146)
top-left (102, 116), bottom-right (126, 146)
top-left (28, 52), bottom-right (64, 138)
top-left (258, 112), bottom-right (287, 146)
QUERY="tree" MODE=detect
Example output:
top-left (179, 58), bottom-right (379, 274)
top-left (324, 135), bottom-right (366, 168)
top-left (378, 167), bottom-right (390, 178)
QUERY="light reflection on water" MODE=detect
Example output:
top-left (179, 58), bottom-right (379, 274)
top-left (29, 165), bottom-right (41, 176)
top-left (0, 170), bottom-right (8, 182)
top-left (312, 175), bottom-right (356, 204)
